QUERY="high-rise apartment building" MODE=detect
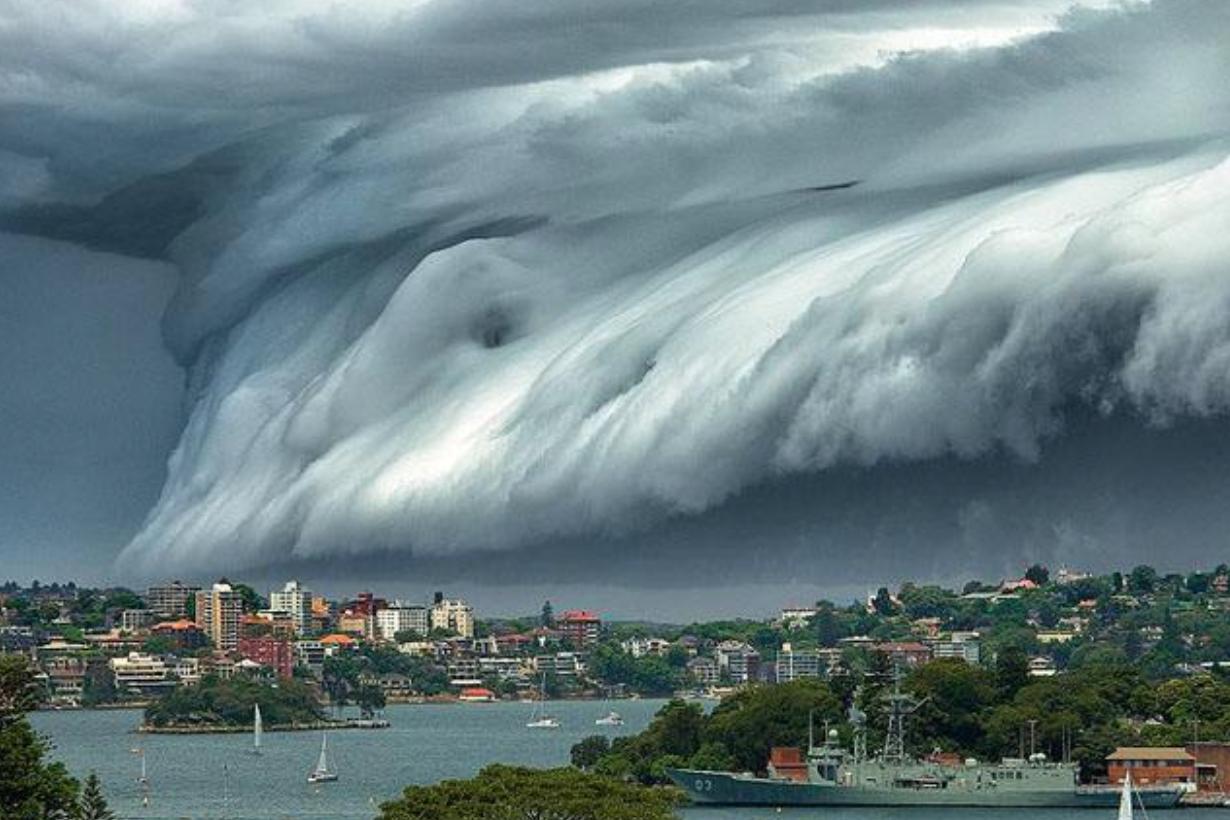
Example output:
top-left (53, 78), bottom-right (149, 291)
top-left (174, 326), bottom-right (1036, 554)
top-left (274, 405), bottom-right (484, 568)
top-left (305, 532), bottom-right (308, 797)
top-left (269, 580), bottom-right (313, 635)
top-left (146, 581), bottom-right (200, 619)
top-left (430, 593), bottom-right (474, 638)
top-left (195, 582), bottom-right (243, 650)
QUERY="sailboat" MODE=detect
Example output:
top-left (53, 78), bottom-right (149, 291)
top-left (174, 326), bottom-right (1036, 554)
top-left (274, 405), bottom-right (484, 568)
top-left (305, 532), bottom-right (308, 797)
top-left (1118, 771), bottom-right (1134, 820)
top-left (526, 673), bottom-right (560, 729)
top-left (1117, 770), bottom-right (1149, 820)
top-left (251, 704), bottom-right (263, 755)
top-left (595, 710), bottom-right (624, 726)
top-left (306, 733), bottom-right (338, 784)
top-left (134, 749), bottom-right (148, 786)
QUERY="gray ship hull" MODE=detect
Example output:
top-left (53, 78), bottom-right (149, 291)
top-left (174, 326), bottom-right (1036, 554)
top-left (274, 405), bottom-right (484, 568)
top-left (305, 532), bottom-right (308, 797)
top-left (666, 769), bottom-right (1186, 809)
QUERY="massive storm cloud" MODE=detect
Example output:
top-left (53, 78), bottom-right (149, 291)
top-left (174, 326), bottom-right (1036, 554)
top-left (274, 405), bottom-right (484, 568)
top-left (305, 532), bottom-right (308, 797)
top-left (2, 0), bottom-right (1228, 591)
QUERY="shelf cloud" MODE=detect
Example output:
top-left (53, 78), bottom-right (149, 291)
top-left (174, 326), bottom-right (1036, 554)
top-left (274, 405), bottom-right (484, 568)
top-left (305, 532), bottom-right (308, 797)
top-left (1, 0), bottom-right (1228, 588)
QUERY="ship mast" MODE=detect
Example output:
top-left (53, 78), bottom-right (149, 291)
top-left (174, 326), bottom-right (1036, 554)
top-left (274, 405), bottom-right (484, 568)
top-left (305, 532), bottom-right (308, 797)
top-left (881, 666), bottom-right (928, 765)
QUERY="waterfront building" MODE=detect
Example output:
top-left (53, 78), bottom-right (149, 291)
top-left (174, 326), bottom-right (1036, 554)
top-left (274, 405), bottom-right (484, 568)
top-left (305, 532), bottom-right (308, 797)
top-left (557, 610), bottom-right (601, 647)
top-left (376, 603), bottom-right (430, 642)
top-left (201, 652), bottom-right (236, 680)
top-left (533, 652), bottom-right (581, 679)
top-left (1106, 747), bottom-right (1195, 787)
top-left (43, 656), bottom-right (86, 702)
top-left (687, 656), bottom-right (719, 685)
top-left (477, 656), bottom-right (523, 681)
top-left (110, 652), bottom-right (174, 695)
top-left (448, 657), bottom-right (482, 686)
top-left (458, 686), bottom-right (496, 702)
top-left (121, 609), bottom-right (156, 633)
top-left (238, 636), bottom-right (295, 678)
top-left (268, 580), bottom-right (313, 635)
top-left (195, 582), bottom-right (243, 651)
top-left (430, 593), bottom-right (475, 638)
top-left (716, 641), bottom-right (760, 684)
top-left (170, 656), bottom-right (200, 686)
top-left (1187, 742), bottom-right (1230, 793)
top-left (145, 581), bottom-right (200, 620)
top-left (775, 644), bottom-right (823, 683)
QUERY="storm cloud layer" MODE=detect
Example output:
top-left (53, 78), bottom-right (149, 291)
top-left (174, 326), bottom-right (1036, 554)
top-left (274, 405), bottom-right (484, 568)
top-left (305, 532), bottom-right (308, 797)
top-left (2, 0), bottom-right (1229, 588)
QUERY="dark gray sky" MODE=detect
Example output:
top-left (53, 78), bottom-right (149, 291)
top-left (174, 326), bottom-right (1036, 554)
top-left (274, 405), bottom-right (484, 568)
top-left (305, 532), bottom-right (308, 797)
top-left (1, 0), bottom-right (1229, 619)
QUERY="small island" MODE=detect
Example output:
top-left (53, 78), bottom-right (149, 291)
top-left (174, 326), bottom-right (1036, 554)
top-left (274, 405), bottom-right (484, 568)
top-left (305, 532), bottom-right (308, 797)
top-left (140, 676), bottom-right (387, 733)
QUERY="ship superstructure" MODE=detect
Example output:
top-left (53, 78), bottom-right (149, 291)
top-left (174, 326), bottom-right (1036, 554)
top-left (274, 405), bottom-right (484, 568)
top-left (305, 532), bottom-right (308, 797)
top-left (667, 672), bottom-right (1184, 808)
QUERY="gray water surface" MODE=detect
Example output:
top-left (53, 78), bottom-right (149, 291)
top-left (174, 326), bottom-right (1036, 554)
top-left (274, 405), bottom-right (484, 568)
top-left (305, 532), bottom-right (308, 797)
top-left (34, 704), bottom-right (1208, 819)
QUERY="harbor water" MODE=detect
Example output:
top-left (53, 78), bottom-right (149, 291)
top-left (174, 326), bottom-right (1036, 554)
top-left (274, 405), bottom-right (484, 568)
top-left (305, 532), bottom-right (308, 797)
top-left (34, 703), bottom-right (1204, 819)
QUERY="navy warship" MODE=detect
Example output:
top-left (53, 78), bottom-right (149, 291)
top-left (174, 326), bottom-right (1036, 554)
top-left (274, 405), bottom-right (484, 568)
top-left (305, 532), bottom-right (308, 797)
top-left (667, 675), bottom-right (1185, 808)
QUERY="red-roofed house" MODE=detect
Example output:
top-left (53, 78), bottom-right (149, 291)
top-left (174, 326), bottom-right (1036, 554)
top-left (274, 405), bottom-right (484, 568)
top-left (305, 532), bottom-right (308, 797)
top-left (458, 687), bottom-right (496, 703)
top-left (873, 642), bottom-right (933, 667)
top-left (558, 611), bottom-right (602, 648)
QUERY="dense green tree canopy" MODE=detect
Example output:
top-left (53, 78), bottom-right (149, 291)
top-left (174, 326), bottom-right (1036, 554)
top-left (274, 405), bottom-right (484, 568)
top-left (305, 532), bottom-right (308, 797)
top-left (144, 675), bottom-right (325, 727)
top-left (0, 656), bottom-right (80, 819)
top-left (377, 765), bottom-right (678, 820)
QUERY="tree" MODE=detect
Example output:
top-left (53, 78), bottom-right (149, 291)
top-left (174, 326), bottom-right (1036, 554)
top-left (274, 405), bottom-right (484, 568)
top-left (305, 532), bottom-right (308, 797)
top-left (569, 735), bottom-right (610, 770)
top-left (540, 601), bottom-right (555, 628)
top-left (356, 684), bottom-right (387, 720)
top-left (76, 772), bottom-right (115, 820)
top-left (703, 681), bottom-right (843, 772)
top-left (230, 582), bottom-right (265, 613)
top-left (1024, 564), bottom-right (1050, 587)
top-left (994, 646), bottom-right (1031, 700)
top-left (1128, 566), bottom-right (1157, 594)
top-left (377, 765), bottom-right (678, 820)
top-left (0, 656), bottom-right (80, 819)
top-left (872, 587), bottom-right (897, 616)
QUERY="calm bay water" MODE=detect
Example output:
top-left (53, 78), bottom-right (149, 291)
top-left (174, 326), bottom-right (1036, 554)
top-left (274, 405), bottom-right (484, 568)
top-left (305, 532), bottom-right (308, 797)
top-left (33, 703), bottom-right (1205, 819)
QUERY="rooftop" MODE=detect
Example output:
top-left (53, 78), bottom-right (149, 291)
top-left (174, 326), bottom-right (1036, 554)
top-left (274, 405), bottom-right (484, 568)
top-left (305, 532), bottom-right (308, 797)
top-left (1107, 747), bottom-right (1194, 761)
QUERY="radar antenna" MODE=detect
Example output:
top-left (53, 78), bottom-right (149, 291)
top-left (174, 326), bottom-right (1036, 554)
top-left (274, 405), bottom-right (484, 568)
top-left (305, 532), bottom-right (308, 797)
top-left (881, 665), bottom-right (928, 765)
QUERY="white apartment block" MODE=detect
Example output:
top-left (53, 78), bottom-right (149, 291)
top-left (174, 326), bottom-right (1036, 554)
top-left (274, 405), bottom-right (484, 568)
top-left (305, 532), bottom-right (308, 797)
top-left (430, 598), bottom-right (474, 638)
top-left (377, 604), bottom-right (431, 642)
top-left (110, 652), bottom-right (171, 694)
top-left (269, 580), bottom-right (313, 635)
top-left (775, 644), bottom-right (823, 682)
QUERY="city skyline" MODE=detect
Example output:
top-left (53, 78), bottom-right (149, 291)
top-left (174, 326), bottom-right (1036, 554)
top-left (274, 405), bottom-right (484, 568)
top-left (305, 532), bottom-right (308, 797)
top-left (2, 1), bottom-right (1229, 614)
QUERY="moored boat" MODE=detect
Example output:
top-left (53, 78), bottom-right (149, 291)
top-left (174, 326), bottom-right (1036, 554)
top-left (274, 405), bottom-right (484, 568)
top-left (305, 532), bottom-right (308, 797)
top-left (667, 674), bottom-right (1184, 809)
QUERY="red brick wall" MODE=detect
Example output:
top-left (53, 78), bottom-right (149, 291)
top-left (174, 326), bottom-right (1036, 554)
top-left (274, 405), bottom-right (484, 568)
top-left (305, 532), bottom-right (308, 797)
top-left (1107, 762), bottom-right (1194, 786)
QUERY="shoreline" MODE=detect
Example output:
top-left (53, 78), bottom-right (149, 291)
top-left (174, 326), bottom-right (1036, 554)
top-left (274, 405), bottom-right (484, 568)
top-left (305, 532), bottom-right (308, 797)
top-left (138, 718), bottom-right (390, 734)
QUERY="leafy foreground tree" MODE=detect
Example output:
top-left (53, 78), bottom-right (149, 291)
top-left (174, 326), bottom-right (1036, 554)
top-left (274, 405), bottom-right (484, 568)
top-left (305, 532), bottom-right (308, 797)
top-left (0, 656), bottom-right (80, 819)
top-left (377, 764), bottom-right (679, 820)
top-left (76, 772), bottom-right (115, 820)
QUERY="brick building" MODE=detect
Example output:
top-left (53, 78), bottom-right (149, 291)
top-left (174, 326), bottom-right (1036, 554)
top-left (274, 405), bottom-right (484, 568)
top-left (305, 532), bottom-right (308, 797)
top-left (237, 636), bottom-right (295, 679)
top-left (557, 610), bottom-right (601, 647)
top-left (1106, 747), bottom-right (1195, 787)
